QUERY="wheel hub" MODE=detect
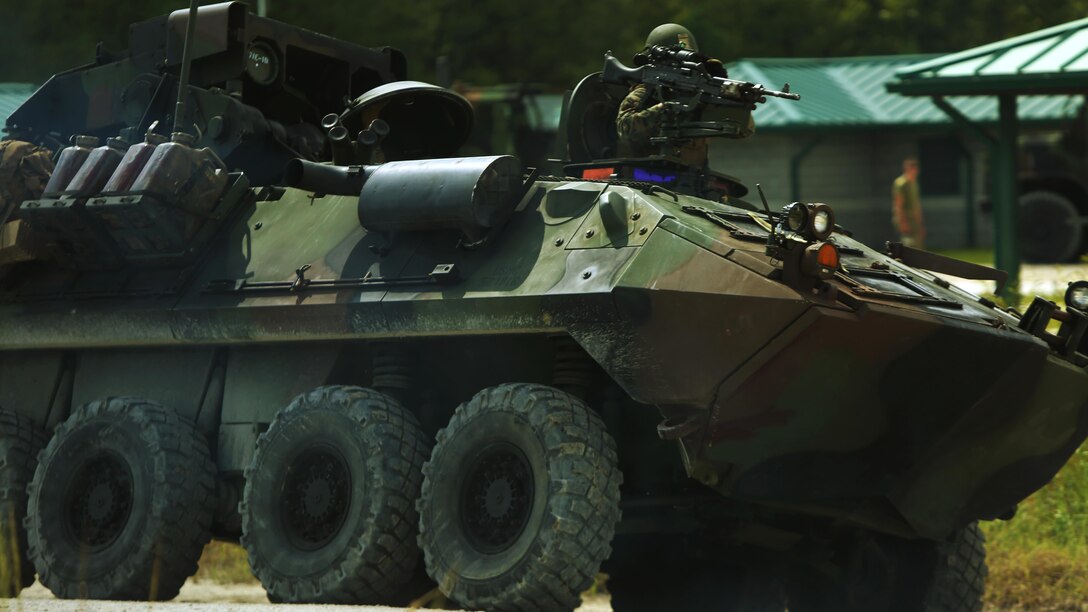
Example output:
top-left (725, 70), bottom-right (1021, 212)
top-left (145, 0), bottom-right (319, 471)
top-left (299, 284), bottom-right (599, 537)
top-left (303, 479), bottom-right (332, 516)
top-left (485, 479), bottom-right (514, 517)
top-left (281, 446), bottom-right (351, 550)
top-left (65, 453), bottom-right (134, 550)
top-left (461, 442), bottom-right (534, 553)
top-left (87, 483), bottom-right (114, 521)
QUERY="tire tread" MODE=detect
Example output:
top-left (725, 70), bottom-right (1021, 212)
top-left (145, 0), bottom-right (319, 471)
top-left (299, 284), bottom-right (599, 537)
top-left (241, 385), bottom-right (431, 605)
top-left (419, 383), bottom-right (622, 612)
top-left (26, 397), bottom-right (215, 600)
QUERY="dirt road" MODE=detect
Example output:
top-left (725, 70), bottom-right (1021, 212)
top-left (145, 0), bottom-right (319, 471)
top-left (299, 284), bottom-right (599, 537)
top-left (14, 581), bottom-right (613, 611)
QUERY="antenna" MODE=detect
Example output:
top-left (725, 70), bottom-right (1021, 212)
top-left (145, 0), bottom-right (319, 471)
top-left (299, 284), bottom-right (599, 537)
top-left (756, 183), bottom-right (772, 218)
top-left (172, 0), bottom-right (200, 136)
top-left (757, 183), bottom-right (777, 249)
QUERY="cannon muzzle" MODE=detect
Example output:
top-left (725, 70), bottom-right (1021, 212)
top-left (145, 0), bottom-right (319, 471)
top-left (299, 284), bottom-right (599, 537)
top-left (282, 159), bottom-right (367, 196)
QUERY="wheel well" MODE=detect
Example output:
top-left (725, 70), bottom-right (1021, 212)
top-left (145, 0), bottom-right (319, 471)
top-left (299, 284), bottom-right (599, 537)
top-left (327, 336), bottom-right (687, 499)
top-left (1020, 175), bottom-right (1088, 213)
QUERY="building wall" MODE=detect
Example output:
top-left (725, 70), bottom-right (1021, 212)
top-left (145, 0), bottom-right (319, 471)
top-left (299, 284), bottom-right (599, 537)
top-left (709, 128), bottom-right (993, 250)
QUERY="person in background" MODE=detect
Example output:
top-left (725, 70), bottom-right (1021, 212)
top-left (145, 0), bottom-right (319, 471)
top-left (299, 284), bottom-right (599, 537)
top-left (892, 157), bottom-right (925, 249)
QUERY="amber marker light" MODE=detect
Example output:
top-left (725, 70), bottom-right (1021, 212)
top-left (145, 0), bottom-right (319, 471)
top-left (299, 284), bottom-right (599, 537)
top-left (802, 242), bottom-right (840, 279)
top-left (817, 242), bottom-right (839, 269)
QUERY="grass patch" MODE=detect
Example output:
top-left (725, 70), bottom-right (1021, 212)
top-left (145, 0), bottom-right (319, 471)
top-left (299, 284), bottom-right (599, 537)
top-left (193, 540), bottom-right (257, 584)
top-left (984, 546), bottom-right (1088, 610)
top-left (936, 248), bottom-right (995, 267)
top-left (983, 444), bottom-right (1088, 609)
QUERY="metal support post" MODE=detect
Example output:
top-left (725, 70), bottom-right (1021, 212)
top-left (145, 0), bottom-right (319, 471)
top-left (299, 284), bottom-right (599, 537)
top-left (993, 94), bottom-right (1020, 302)
top-left (790, 135), bottom-right (823, 202)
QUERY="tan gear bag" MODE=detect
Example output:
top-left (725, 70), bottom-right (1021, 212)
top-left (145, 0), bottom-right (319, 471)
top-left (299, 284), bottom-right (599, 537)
top-left (0, 140), bottom-right (55, 264)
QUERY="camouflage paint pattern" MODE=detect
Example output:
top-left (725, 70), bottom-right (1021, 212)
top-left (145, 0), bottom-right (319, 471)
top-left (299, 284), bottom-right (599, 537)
top-left (1, 170), bottom-right (1085, 541)
top-left (1, 3), bottom-right (1086, 552)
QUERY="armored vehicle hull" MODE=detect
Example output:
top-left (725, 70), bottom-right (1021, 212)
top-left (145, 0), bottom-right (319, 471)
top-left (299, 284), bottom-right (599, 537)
top-left (2, 4), bottom-right (1087, 611)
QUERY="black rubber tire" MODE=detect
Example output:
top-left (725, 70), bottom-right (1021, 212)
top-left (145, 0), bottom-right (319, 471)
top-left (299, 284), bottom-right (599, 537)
top-left (26, 397), bottom-right (215, 600)
top-left (0, 411), bottom-right (47, 595)
top-left (241, 385), bottom-right (431, 605)
top-left (789, 523), bottom-right (987, 612)
top-left (418, 383), bottom-right (622, 612)
top-left (1019, 189), bottom-right (1085, 263)
top-left (922, 523), bottom-right (987, 612)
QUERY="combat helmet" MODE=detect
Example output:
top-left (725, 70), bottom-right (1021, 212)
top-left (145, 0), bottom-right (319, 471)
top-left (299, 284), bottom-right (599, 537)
top-left (645, 23), bottom-right (697, 52)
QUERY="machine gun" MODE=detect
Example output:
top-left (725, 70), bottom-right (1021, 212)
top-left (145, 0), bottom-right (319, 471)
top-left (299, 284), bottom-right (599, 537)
top-left (602, 45), bottom-right (800, 112)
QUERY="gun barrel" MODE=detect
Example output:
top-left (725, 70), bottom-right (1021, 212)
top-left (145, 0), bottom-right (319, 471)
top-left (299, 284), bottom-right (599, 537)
top-left (600, 52), bottom-right (802, 109)
top-left (765, 89), bottom-right (801, 101)
top-left (283, 159), bottom-right (368, 196)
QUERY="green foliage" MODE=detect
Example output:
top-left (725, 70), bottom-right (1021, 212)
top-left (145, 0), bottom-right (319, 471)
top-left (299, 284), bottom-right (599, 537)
top-left (7, 0), bottom-right (1088, 87)
top-left (0, 0), bottom-right (185, 83)
top-left (985, 545), bottom-right (1088, 609)
top-left (983, 443), bottom-right (1088, 608)
top-left (985, 444), bottom-right (1088, 553)
top-left (935, 248), bottom-right (994, 267)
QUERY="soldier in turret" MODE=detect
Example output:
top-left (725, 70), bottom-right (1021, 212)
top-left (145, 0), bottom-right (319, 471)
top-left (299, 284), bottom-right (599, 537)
top-left (616, 24), bottom-right (753, 166)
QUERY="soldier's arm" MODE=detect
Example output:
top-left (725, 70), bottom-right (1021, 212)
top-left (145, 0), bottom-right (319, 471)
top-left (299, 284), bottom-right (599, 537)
top-left (616, 85), bottom-right (665, 137)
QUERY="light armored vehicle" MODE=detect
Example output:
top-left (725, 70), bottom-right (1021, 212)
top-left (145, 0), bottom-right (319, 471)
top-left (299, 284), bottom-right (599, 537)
top-left (1, 4), bottom-right (1087, 611)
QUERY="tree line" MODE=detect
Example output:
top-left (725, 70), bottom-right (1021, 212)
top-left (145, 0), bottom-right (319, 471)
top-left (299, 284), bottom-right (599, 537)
top-left (3, 0), bottom-right (1087, 88)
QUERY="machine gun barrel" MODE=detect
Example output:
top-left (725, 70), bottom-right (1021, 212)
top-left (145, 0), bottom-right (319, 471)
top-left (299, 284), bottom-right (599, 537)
top-left (732, 80), bottom-right (800, 101)
top-left (601, 52), bottom-right (800, 108)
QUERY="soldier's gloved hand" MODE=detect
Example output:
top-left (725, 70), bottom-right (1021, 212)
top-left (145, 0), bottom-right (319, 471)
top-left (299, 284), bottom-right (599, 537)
top-left (661, 100), bottom-right (688, 115)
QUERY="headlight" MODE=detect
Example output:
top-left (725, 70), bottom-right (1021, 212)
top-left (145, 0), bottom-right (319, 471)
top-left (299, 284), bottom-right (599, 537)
top-left (780, 202), bottom-right (835, 241)
top-left (1065, 280), bottom-right (1088, 311)
top-left (784, 202), bottom-right (807, 232)
top-left (807, 204), bottom-right (835, 240)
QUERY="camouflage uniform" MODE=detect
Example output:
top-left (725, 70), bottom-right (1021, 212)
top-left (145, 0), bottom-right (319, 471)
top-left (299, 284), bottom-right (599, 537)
top-left (0, 140), bottom-right (54, 223)
top-left (615, 84), bottom-right (708, 167)
top-left (0, 140), bottom-right (54, 264)
top-left (892, 172), bottom-right (925, 249)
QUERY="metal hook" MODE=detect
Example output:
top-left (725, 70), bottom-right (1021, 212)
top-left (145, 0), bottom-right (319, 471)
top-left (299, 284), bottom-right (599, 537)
top-left (291, 264), bottom-right (312, 292)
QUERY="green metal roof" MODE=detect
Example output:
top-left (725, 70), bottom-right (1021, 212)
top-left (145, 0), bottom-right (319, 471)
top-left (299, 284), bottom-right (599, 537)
top-left (727, 56), bottom-right (1082, 131)
top-left (888, 18), bottom-right (1088, 96)
top-left (0, 83), bottom-right (35, 128)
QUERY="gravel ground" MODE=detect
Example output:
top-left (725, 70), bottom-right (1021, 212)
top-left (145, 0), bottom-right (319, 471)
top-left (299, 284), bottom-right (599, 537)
top-left (14, 581), bottom-right (613, 611)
